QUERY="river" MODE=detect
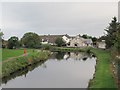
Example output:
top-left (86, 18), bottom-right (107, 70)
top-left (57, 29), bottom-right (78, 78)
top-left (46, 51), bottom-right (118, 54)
top-left (1, 51), bottom-right (96, 88)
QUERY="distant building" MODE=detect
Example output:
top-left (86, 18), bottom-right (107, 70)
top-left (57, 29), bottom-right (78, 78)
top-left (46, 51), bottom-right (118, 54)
top-left (83, 39), bottom-right (93, 47)
top-left (67, 35), bottom-right (84, 47)
top-left (40, 34), bottom-right (93, 47)
top-left (62, 35), bottom-right (70, 44)
top-left (97, 40), bottom-right (106, 49)
top-left (66, 35), bottom-right (93, 47)
top-left (40, 34), bottom-right (69, 45)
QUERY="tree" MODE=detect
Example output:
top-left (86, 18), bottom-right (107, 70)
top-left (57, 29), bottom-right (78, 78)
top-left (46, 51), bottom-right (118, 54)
top-left (82, 34), bottom-right (92, 39)
top-left (105, 17), bottom-right (119, 49)
top-left (21, 32), bottom-right (41, 48)
top-left (82, 34), bottom-right (88, 39)
top-left (92, 37), bottom-right (97, 42)
top-left (41, 44), bottom-right (51, 50)
top-left (55, 37), bottom-right (65, 47)
top-left (114, 24), bottom-right (120, 53)
top-left (8, 36), bottom-right (19, 49)
top-left (0, 30), bottom-right (3, 48)
top-left (0, 30), bottom-right (3, 40)
top-left (92, 37), bottom-right (97, 45)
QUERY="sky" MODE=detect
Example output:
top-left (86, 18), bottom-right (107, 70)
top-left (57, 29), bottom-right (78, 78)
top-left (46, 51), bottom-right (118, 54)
top-left (1, 0), bottom-right (118, 40)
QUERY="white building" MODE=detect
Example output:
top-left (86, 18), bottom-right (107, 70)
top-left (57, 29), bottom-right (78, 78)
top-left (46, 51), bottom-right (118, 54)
top-left (40, 34), bottom-right (93, 47)
top-left (97, 40), bottom-right (106, 49)
top-left (64, 35), bottom-right (93, 47)
top-left (62, 35), bottom-right (70, 44)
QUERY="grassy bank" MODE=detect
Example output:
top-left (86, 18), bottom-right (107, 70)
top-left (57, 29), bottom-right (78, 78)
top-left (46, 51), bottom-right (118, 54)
top-left (88, 48), bottom-right (117, 89)
top-left (2, 49), bottom-right (33, 61)
top-left (2, 59), bottom-right (47, 84)
top-left (51, 47), bottom-right (91, 52)
top-left (1, 49), bottom-right (50, 78)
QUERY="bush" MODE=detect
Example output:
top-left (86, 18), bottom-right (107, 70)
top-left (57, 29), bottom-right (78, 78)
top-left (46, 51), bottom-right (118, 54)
top-left (41, 44), bottom-right (51, 50)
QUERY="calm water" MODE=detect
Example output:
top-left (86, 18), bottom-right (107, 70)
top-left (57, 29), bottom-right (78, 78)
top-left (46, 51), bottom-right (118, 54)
top-left (2, 52), bottom-right (96, 88)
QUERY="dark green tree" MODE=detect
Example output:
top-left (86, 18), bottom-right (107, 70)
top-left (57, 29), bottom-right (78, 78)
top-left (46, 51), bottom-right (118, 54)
top-left (0, 30), bottom-right (3, 40)
top-left (55, 37), bottom-right (65, 47)
top-left (82, 34), bottom-right (88, 39)
top-left (114, 24), bottom-right (120, 53)
top-left (92, 37), bottom-right (97, 42)
top-left (82, 34), bottom-right (92, 39)
top-left (0, 30), bottom-right (3, 48)
top-left (21, 32), bottom-right (41, 48)
top-left (105, 17), bottom-right (119, 49)
top-left (8, 36), bottom-right (19, 49)
top-left (91, 37), bottom-right (97, 45)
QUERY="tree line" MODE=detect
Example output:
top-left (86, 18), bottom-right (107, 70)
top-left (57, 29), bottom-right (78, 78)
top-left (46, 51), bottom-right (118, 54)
top-left (0, 17), bottom-right (120, 55)
top-left (104, 17), bottom-right (120, 55)
top-left (1, 32), bottom-right (66, 49)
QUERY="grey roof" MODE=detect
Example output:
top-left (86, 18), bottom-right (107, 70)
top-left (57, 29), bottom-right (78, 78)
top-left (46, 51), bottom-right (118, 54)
top-left (84, 39), bottom-right (93, 44)
top-left (40, 34), bottom-right (70, 43)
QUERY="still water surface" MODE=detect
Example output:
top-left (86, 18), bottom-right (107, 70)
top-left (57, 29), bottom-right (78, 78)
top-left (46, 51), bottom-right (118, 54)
top-left (2, 52), bottom-right (96, 88)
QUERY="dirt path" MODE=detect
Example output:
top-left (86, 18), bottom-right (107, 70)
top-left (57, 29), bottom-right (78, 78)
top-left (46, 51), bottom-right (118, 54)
top-left (0, 53), bottom-right (28, 64)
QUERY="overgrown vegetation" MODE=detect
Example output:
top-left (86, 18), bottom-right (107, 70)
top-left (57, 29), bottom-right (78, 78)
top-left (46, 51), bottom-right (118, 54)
top-left (1, 50), bottom-right (50, 78)
top-left (41, 44), bottom-right (51, 50)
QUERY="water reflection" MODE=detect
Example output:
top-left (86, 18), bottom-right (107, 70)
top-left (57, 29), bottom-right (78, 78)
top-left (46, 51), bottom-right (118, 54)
top-left (2, 51), bottom-right (96, 88)
top-left (50, 51), bottom-right (94, 61)
top-left (2, 60), bottom-right (47, 85)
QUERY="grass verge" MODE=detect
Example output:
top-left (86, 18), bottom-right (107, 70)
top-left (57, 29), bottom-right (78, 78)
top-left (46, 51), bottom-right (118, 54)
top-left (1, 50), bottom-right (50, 78)
top-left (2, 49), bottom-right (33, 61)
top-left (51, 47), bottom-right (91, 52)
top-left (88, 48), bottom-right (117, 89)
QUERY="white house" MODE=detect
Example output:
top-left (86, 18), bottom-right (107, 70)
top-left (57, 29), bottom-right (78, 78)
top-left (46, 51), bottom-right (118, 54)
top-left (62, 35), bottom-right (70, 44)
top-left (40, 34), bottom-right (93, 47)
top-left (67, 35), bottom-right (84, 47)
top-left (41, 39), bottom-right (49, 44)
top-left (97, 40), bottom-right (106, 49)
top-left (64, 35), bottom-right (93, 47)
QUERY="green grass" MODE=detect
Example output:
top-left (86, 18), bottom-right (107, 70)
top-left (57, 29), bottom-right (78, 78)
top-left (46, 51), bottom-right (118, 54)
top-left (0, 48), bottom-right (2, 61)
top-left (2, 49), bottom-right (34, 61)
top-left (51, 47), bottom-right (91, 52)
top-left (1, 50), bottom-right (50, 78)
top-left (89, 48), bottom-right (117, 89)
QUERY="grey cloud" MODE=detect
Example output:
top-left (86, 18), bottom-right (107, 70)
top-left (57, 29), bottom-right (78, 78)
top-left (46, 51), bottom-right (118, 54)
top-left (2, 2), bottom-right (117, 39)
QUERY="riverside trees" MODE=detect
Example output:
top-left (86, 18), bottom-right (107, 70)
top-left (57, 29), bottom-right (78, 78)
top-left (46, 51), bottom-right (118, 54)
top-left (21, 32), bottom-right (41, 48)
top-left (105, 17), bottom-right (120, 56)
top-left (8, 36), bottom-right (19, 49)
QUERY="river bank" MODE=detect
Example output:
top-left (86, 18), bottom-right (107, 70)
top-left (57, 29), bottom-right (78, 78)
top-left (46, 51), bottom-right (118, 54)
top-left (50, 47), bottom-right (91, 52)
top-left (1, 49), bottom-right (50, 78)
top-left (1, 47), bottom-right (89, 79)
top-left (88, 48), bottom-right (117, 89)
top-left (1, 47), bottom-right (117, 88)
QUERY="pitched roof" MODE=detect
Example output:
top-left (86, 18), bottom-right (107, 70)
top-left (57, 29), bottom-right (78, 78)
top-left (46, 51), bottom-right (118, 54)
top-left (84, 39), bottom-right (93, 44)
top-left (40, 35), bottom-right (66, 43)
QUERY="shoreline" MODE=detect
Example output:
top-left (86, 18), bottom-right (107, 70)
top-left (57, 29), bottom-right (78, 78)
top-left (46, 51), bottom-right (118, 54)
top-left (1, 50), bottom-right (50, 79)
top-left (88, 48), bottom-right (117, 89)
top-left (1, 47), bottom-right (90, 80)
top-left (1, 47), bottom-right (117, 89)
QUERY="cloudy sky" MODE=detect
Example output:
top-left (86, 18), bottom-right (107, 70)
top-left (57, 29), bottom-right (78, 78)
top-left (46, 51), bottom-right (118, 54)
top-left (1, 1), bottom-right (118, 40)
